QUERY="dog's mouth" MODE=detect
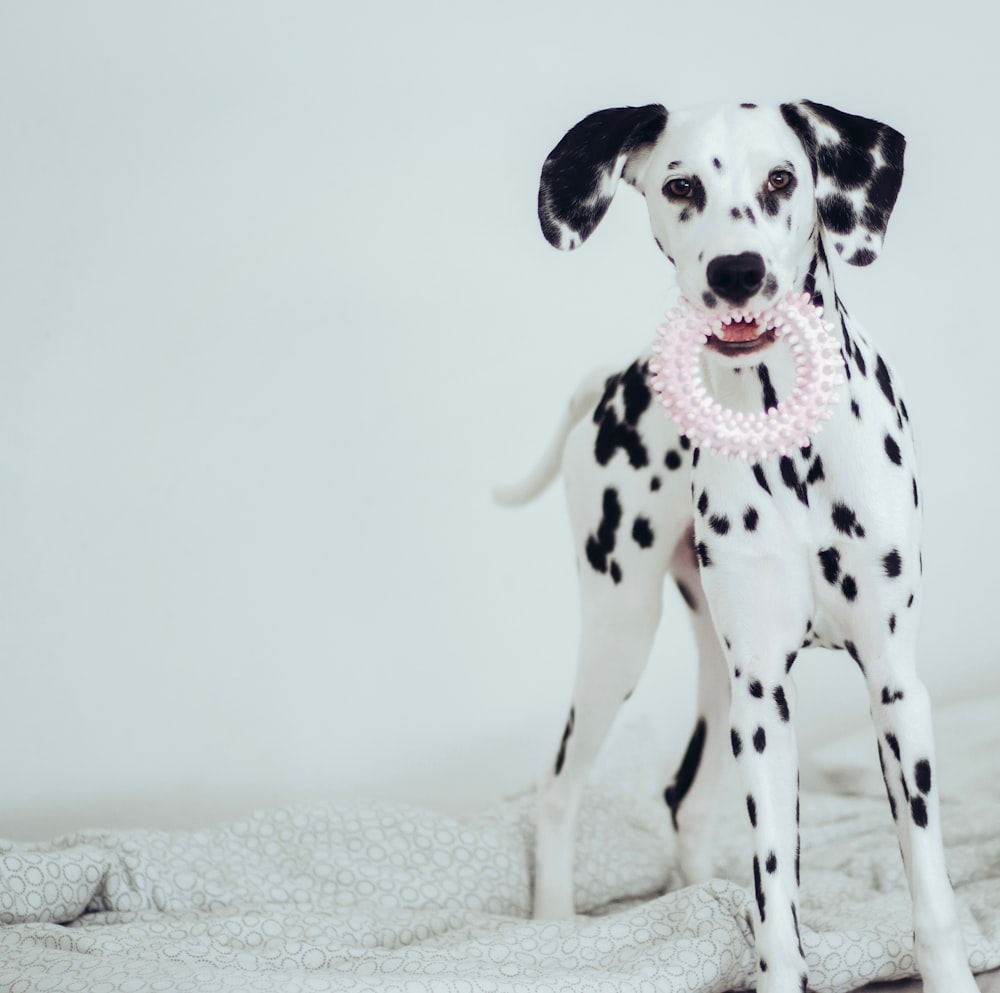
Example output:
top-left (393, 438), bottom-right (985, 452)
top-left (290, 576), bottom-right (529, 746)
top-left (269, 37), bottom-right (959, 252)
top-left (705, 315), bottom-right (777, 357)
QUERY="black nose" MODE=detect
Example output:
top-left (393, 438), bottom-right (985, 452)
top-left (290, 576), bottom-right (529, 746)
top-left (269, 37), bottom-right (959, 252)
top-left (706, 252), bottom-right (766, 305)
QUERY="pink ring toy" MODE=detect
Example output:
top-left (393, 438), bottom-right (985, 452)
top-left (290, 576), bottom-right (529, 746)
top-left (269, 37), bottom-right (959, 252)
top-left (648, 292), bottom-right (844, 462)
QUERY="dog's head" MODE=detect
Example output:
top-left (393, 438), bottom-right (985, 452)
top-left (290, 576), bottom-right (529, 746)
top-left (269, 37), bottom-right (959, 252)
top-left (538, 100), bottom-right (905, 349)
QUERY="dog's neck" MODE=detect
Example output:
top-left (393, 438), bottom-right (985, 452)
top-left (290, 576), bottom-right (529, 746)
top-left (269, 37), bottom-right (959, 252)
top-left (701, 233), bottom-right (840, 417)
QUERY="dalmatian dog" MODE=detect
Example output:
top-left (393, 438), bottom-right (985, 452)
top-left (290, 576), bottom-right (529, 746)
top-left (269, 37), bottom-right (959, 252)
top-left (498, 101), bottom-right (978, 993)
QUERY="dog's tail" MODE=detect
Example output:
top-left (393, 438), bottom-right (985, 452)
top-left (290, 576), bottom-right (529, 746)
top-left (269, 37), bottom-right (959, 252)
top-left (493, 367), bottom-right (613, 507)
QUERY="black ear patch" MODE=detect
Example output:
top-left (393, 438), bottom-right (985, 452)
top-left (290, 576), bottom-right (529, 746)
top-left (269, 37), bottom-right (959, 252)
top-left (780, 100), bottom-right (905, 266)
top-left (538, 104), bottom-right (668, 250)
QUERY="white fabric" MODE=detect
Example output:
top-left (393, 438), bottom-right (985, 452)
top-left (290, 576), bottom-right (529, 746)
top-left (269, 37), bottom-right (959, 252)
top-left (2, 773), bottom-right (1000, 993)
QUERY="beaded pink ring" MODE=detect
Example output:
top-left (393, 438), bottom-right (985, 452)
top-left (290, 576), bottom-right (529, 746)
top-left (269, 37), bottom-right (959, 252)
top-left (648, 292), bottom-right (844, 462)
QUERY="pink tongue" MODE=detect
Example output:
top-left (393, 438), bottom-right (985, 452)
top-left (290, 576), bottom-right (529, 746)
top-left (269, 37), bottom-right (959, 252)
top-left (718, 319), bottom-right (760, 343)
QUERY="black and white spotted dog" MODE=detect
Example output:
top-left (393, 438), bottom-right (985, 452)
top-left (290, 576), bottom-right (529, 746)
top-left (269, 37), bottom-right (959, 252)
top-left (499, 101), bottom-right (977, 993)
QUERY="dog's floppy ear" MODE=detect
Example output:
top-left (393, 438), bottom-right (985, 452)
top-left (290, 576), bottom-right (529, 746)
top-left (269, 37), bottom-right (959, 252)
top-left (781, 100), bottom-right (905, 266)
top-left (538, 105), bottom-right (668, 251)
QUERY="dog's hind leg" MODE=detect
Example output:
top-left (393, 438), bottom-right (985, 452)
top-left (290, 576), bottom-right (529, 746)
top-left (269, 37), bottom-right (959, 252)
top-left (533, 440), bottom-right (685, 918)
top-left (533, 558), bottom-right (667, 918)
top-left (664, 525), bottom-right (731, 884)
top-left (531, 363), bottom-right (692, 919)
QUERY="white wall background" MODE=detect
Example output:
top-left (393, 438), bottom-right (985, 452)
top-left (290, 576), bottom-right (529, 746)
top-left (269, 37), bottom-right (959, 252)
top-left (2, 1), bottom-right (998, 841)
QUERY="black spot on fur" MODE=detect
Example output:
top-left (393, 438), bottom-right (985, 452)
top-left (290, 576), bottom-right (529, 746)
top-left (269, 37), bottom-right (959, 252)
top-left (841, 575), bottom-right (858, 601)
top-left (665, 449), bottom-right (682, 470)
top-left (747, 794), bottom-right (757, 827)
top-left (911, 796), bottom-right (928, 828)
top-left (758, 365), bottom-right (778, 412)
top-left (853, 344), bottom-right (867, 377)
top-left (879, 744), bottom-right (898, 821)
top-left (850, 399), bottom-right (861, 419)
top-left (886, 732), bottom-right (901, 762)
top-left (593, 362), bottom-right (651, 468)
top-left (753, 727), bottom-right (766, 753)
top-left (585, 488), bottom-right (622, 577)
top-left (773, 686), bottom-right (790, 722)
top-left (819, 193), bottom-right (857, 235)
top-left (845, 641), bottom-right (864, 672)
top-left (875, 354), bottom-right (895, 406)
top-left (709, 514), bottom-right (730, 535)
top-left (697, 490), bottom-right (709, 515)
top-left (731, 728), bottom-right (743, 758)
top-left (756, 188), bottom-right (781, 218)
top-left (888, 614), bottom-right (897, 633)
top-left (847, 248), bottom-right (877, 266)
top-left (753, 855), bottom-right (766, 921)
top-left (818, 547), bottom-right (841, 585)
top-left (664, 718), bottom-right (707, 828)
top-left (831, 502), bottom-right (865, 538)
top-left (915, 759), bottom-right (932, 794)
top-left (765, 852), bottom-right (777, 874)
top-left (554, 707), bottom-right (575, 775)
top-left (817, 140), bottom-right (875, 190)
top-left (690, 176), bottom-right (707, 213)
top-left (752, 464), bottom-right (771, 495)
top-left (779, 456), bottom-right (809, 506)
top-left (806, 456), bottom-right (825, 485)
top-left (749, 680), bottom-right (764, 698)
top-left (650, 476), bottom-right (661, 492)
top-left (785, 652), bottom-right (797, 673)
top-left (632, 517), bottom-right (654, 549)
top-left (884, 434), bottom-right (902, 465)
top-left (881, 686), bottom-right (904, 705)
top-left (883, 549), bottom-right (902, 577)
top-left (912, 478), bottom-right (919, 508)
top-left (743, 506), bottom-right (759, 532)
top-left (609, 562), bottom-right (622, 584)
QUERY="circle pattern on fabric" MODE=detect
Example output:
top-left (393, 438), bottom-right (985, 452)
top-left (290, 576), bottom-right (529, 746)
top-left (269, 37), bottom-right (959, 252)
top-left (0, 789), bottom-right (998, 992)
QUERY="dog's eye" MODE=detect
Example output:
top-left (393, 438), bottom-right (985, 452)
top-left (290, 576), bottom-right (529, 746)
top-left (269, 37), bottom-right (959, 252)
top-left (767, 169), bottom-right (794, 192)
top-left (663, 177), bottom-right (693, 200)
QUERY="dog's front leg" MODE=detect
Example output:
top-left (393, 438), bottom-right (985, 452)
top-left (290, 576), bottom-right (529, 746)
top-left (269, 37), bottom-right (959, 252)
top-left (730, 652), bottom-right (806, 992)
top-left (701, 549), bottom-right (812, 993)
top-left (861, 637), bottom-right (978, 993)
